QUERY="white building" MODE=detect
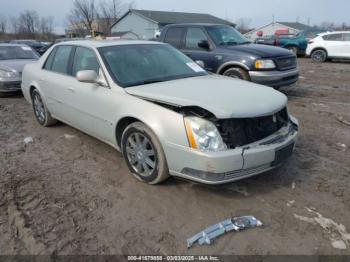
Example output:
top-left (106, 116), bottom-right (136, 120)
top-left (111, 9), bottom-right (235, 40)
top-left (245, 22), bottom-right (313, 41)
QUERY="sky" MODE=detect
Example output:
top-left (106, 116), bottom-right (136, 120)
top-left (1, 0), bottom-right (349, 34)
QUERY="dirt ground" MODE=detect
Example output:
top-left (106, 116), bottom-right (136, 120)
top-left (1, 58), bottom-right (350, 256)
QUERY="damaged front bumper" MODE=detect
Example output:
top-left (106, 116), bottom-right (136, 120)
top-left (166, 117), bottom-right (298, 184)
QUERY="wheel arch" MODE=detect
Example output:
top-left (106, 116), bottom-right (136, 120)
top-left (115, 116), bottom-right (141, 149)
top-left (311, 47), bottom-right (328, 56)
top-left (217, 62), bottom-right (250, 75)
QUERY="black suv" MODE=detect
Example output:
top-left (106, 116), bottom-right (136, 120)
top-left (158, 24), bottom-right (299, 88)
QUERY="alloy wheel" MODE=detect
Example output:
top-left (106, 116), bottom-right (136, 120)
top-left (125, 132), bottom-right (156, 177)
top-left (33, 92), bottom-right (46, 123)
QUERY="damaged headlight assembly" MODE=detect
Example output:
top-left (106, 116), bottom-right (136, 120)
top-left (184, 116), bottom-right (227, 152)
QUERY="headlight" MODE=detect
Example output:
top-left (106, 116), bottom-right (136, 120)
top-left (184, 116), bottom-right (227, 152)
top-left (255, 59), bottom-right (276, 69)
top-left (0, 69), bottom-right (18, 79)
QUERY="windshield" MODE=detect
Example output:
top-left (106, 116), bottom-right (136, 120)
top-left (0, 46), bottom-right (39, 60)
top-left (99, 44), bottom-right (208, 88)
top-left (207, 26), bottom-right (250, 46)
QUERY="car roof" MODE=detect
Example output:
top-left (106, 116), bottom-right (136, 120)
top-left (55, 39), bottom-right (164, 48)
top-left (164, 23), bottom-right (229, 27)
top-left (0, 43), bottom-right (28, 47)
top-left (319, 31), bottom-right (350, 36)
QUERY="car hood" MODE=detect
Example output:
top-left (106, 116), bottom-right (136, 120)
top-left (0, 59), bottom-right (37, 73)
top-left (218, 43), bottom-right (293, 58)
top-left (125, 75), bottom-right (287, 119)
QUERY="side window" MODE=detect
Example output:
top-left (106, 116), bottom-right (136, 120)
top-left (185, 28), bottom-right (208, 49)
top-left (325, 34), bottom-right (343, 41)
top-left (343, 33), bottom-right (350, 41)
top-left (43, 47), bottom-right (57, 70)
top-left (72, 47), bottom-right (100, 77)
top-left (164, 27), bottom-right (184, 48)
top-left (51, 46), bottom-right (73, 74)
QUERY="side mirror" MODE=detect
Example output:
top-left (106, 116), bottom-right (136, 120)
top-left (76, 70), bottom-right (98, 83)
top-left (198, 40), bottom-right (210, 50)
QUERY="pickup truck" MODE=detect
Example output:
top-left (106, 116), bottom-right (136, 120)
top-left (158, 23), bottom-right (299, 88)
top-left (255, 29), bottom-right (325, 56)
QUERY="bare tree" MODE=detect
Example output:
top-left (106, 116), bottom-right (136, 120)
top-left (39, 16), bottom-right (54, 35)
top-left (17, 10), bottom-right (39, 34)
top-left (319, 21), bottom-right (334, 31)
top-left (69, 0), bottom-right (96, 33)
top-left (235, 18), bottom-right (252, 34)
top-left (97, 0), bottom-right (126, 35)
top-left (0, 14), bottom-right (7, 34)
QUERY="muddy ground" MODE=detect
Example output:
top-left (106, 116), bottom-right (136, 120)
top-left (1, 58), bottom-right (350, 256)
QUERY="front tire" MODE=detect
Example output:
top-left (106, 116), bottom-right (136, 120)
top-left (223, 67), bottom-right (250, 81)
top-left (287, 46), bottom-right (298, 55)
top-left (121, 122), bottom-right (169, 185)
top-left (31, 89), bottom-right (57, 126)
top-left (311, 49), bottom-right (327, 62)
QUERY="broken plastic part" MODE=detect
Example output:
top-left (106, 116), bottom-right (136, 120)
top-left (187, 216), bottom-right (263, 248)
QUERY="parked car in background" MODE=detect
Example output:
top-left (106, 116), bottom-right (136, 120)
top-left (159, 23), bottom-right (299, 88)
top-left (255, 29), bottom-right (325, 56)
top-left (0, 44), bottom-right (39, 96)
top-left (21, 40), bottom-right (298, 185)
top-left (306, 31), bottom-right (350, 62)
top-left (10, 40), bottom-right (48, 55)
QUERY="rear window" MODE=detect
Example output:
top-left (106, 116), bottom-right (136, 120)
top-left (164, 27), bottom-right (185, 48)
top-left (0, 46), bottom-right (38, 60)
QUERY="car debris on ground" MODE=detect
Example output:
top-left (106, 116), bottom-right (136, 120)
top-left (187, 216), bottom-right (263, 248)
top-left (23, 137), bottom-right (33, 145)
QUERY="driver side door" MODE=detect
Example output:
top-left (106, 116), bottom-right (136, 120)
top-left (181, 27), bottom-right (218, 72)
top-left (63, 46), bottom-right (116, 143)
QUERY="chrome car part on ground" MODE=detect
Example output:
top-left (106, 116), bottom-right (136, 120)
top-left (187, 216), bottom-right (263, 248)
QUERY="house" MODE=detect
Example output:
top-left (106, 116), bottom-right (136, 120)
top-left (244, 22), bottom-right (314, 40)
top-left (107, 31), bottom-right (139, 40)
top-left (111, 9), bottom-right (235, 40)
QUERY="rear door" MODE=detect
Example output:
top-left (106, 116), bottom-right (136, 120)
top-left (162, 27), bottom-right (185, 50)
top-left (41, 45), bottom-right (74, 120)
top-left (63, 46), bottom-right (115, 143)
top-left (182, 27), bottom-right (217, 72)
top-left (342, 33), bottom-right (350, 58)
top-left (324, 33), bottom-right (344, 57)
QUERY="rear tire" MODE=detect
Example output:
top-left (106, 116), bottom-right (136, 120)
top-left (311, 49), bottom-right (327, 62)
top-left (223, 67), bottom-right (250, 81)
top-left (31, 89), bottom-right (57, 126)
top-left (121, 122), bottom-right (169, 185)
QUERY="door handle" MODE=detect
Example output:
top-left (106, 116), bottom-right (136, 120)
top-left (67, 87), bottom-right (75, 93)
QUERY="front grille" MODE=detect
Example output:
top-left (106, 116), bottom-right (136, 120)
top-left (3, 82), bottom-right (21, 90)
top-left (217, 107), bottom-right (289, 149)
top-left (275, 56), bottom-right (297, 70)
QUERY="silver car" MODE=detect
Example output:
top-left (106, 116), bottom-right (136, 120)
top-left (21, 40), bottom-right (298, 185)
top-left (0, 44), bottom-right (39, 96)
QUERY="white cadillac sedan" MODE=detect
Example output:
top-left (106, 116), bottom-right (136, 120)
top-left (22, 40), bottom-right (298, 185)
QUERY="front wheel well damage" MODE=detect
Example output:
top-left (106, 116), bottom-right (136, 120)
top-left (218, 64), bottom-right (248, 75)
top-left (115, 117), bottom-right (140, 148)
top-left (29, 86), bottom-right (36, 96)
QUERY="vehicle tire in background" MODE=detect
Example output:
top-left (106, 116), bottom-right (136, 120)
top-left (311, 49), bottom-right (327, 63)
top-left (287, 46), bottom-right (298, 56)
top-left (121, 122), bottom-right (169, 185)
top-left (223, 67), bottom-right (250, 81)
top-left (31, 89), bottom-right (57, 126)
